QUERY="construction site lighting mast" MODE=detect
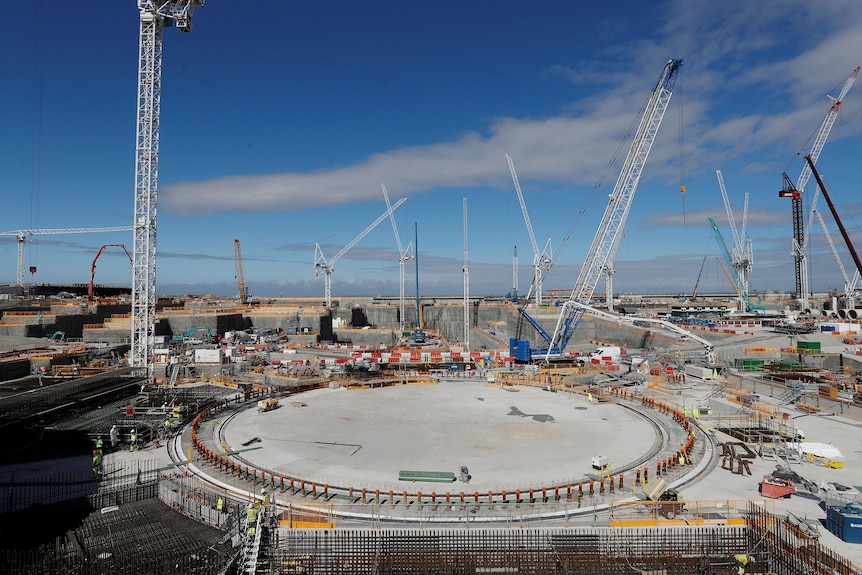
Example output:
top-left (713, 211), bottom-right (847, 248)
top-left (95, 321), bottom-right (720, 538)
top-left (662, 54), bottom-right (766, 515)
top-left (544, 59), bottom-right (682, 361)
top-left (314, 197), bottom-right (407, 308)
top-left (0, 226), bottom-right (132, 286)
top-left (463, 197), bottom-right (470, 350)
top-left (130, 0), bottom-right (204, 379)
top-left (779, 66), bottom-right (859, 311)
top-left (382, 184), bottom-right (414, 333)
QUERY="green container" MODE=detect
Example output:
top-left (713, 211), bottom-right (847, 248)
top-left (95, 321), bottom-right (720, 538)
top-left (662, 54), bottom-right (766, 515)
top-left (797, 341), bottom-right (821, 350)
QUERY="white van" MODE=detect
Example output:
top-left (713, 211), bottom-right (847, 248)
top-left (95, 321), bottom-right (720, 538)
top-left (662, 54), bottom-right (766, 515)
top-left (578, 346), bottom-right (622, 362)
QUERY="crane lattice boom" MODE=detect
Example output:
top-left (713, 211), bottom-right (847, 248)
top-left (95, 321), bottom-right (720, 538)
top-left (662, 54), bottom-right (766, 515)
top-left (543, 59), bottom-right (682, 360)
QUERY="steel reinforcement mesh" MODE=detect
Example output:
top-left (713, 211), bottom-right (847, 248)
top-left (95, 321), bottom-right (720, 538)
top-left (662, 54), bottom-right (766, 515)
top-left (266, 527), bottom-right (750, 574)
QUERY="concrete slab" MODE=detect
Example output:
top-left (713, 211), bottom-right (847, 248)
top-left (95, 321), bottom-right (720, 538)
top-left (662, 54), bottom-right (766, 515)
top-left (221, 380), bottom-right (656, 493)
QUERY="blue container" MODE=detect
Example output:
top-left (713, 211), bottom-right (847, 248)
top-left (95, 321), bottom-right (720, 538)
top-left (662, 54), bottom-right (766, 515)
top-left (826, 505), bottom-right (862, 543)
top-left (821, 325), bottom-right (836, 332)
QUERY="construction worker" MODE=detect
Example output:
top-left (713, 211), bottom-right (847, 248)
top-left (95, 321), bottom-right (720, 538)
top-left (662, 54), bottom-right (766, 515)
top-left (94, 437), bottom-right (104, 456)
top-left (130, 428), bottom-right (139, 451)
top-left (678, 452), bottom-right (686, 466)
top-left (164, 418), bottom-right (172, 439)
top-left (588, 392), bottom-right (593, 403)
top-left (217, 497), bottom-right (224, 513)
top-left (110, 425), bottom-right (119, 449)
top-left (693, 407), bottom-right (700, 419)
top-left (247, 502), bottom-right (259, 536)
top-left (92, 449), bottom-right (102, 476)
top-left (734, 554), bottom-right (753, 575)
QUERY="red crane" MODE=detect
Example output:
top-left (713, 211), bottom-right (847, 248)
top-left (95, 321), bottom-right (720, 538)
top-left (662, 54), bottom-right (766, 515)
top-left (89, 244), bottom-right (132, 301)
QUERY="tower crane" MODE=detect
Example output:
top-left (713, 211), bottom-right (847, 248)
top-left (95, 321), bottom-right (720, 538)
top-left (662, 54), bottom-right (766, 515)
top-left (234, 238), bottom-right (248, 303)
top-left (507, 154), bottom-right (552, 306)
top-left (715, 170), bottom-right (754, 311)
top-left (525, 59), bottom-right (682, 363)
top-left (708, 216), bottom-right (761, 313)
top-left (314, 197), bottom-right (407, 308)
top-left (130, 0), bottom-right (204, 380)
top-left (0, 226), bottom-right (132, 286)
top-left (381, 184), bottom-right (414, 332)
top-left (779, 66), bottom-right (859, 311)
top-left (89, 244), bottom-right (132, 301)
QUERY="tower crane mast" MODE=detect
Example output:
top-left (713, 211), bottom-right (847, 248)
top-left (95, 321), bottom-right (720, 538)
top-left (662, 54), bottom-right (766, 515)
top-left (314, 197), bottom-right (406, 308)
top-left (382, 185), bottom-right (414, 332)
top-left (779, 66), bottom-right (859, 311)
top-left (540, 59), bottom-right (682, 362)
top-left (130, 0), bottom-right (204, 380)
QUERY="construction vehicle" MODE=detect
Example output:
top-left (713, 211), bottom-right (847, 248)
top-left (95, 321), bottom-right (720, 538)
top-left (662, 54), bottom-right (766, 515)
top-left (234, 238), bottom-right (249, 303)
top-left (512, 59), bottom-right (682, 362)
top-left (257, 398), bottom-right (279, 413)
top-left (643, 477), bottom-right (685, 519)
top-left (690, 256), bottom-right (707, 301)
top-left (88, 244), bottom-right (132, 301)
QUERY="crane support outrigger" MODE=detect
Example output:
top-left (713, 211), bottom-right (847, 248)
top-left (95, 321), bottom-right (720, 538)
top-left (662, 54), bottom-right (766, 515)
top-left (511, 59), bottom-right (682, 362)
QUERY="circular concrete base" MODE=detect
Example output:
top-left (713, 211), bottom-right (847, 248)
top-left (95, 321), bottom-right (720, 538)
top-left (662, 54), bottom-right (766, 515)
top-left (221, 380), bottom-right (657, 492)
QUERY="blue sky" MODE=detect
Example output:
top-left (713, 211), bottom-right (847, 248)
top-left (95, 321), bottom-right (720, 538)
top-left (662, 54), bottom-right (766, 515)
top-left (1, 1), bottom-right (862, 300)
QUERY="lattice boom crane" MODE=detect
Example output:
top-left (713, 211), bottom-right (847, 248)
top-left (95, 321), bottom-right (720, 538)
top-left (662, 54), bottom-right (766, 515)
top-left (542, 59), bottom-right (682, 361)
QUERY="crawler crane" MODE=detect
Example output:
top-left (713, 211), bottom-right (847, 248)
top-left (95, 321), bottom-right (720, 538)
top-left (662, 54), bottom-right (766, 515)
top-left (512, 59), bottom-right (682, 362)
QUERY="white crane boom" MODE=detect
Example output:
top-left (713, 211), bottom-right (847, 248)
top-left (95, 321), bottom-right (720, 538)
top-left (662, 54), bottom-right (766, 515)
top-left (0, 226), bottom-right (133, 286)
top-left (543, 59), bottom-right (682, 361)
top-left (382, 184), bottom-right (414, 332)
top-left (716, 170), bottom-right (742, 253)
top-left (130, 0), bottom-right (204, 381)
top-left (507, 154), bottom-right (551, 306)
top-left (314, 197), bottom-right (407, 308)
top-left (567, 301), bottom-right (715, 364)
